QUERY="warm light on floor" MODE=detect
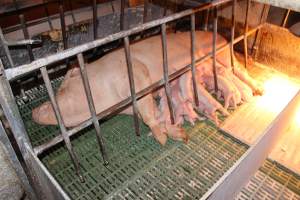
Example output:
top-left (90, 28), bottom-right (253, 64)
top-left (256, 75), bottom-right (300, 114)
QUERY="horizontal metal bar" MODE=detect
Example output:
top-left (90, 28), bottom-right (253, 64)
top-left (5, 39), bottom-right (42, 46)
top-left (33, 22), bottom-right (264, 155)
top-left (5, 0), bottom-right (232, 81)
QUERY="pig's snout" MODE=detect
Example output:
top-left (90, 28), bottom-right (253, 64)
top-left (32, 102), bottom-right (57, 125)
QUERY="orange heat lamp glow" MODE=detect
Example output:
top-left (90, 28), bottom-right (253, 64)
top-left (294, 106), bottom-right (300, 129)
top-left (256, 75), bottom-right (300, 115)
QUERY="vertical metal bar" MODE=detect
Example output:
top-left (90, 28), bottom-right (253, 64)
top-left (0, 121), bottom-right (38, 200)
top-left (230, 0), bottom-right (237, 72)
top-left (68, 0), bottom-right (76, 24)
top-left (190, 14), bottom-right (199, 107)
top-left (111, 1), bottom-right (115, 13)
top-left (243, 0), bottom-right (251, 69)
top-left (92, 0), bottom-right (98, 40)
top-left (203, 9), bottom-right (210, 31)
top-left (77, 54), bottom-right (109, 164)
top-left (0, 59), bottom-right (32, 154)
top-left (59, 1), bottom-right (68, 50)
top-left (282, 9), bottom-right (290, 27)
top-left (0, 27), bottom-right (14, 68)
top-left (163, 0), bottom-right (168, 16)
top-left (120, 0), bottom-right (125, 31)
top-left (19, 14), bottom-right (34, 62)
top-left (161, 23), bottom-right (175, 124)
top-left (43, 0), bottom-right (54, 30)
top-left (212, 7), bottom-right (219, 92)
top-left (123, 37), bottom-right (141, 136)
top-left (143, 0), bottom-right (149, 24)
top-left (40, 67), bottom-right (84, 182)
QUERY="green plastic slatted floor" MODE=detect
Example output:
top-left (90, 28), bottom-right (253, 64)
top-left (16, 78), bottom-right (300, 199)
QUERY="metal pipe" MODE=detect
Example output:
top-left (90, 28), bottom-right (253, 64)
top-left (59, 1), bottom-right (68, 50)
top-left (212, 7), bottom-right (219, 92)
top-left (5, 0), bottom-right (232, 81)
top-left (190, 13), bottom-right (199, 107)
top-left (0, 60), bottom-right (32, 153)
top-left (77, 53), bottom-right (108, 165)
top-left (0, 27), bottom-right (14, 68)
top-left (123, 37), bottom-right (141, 136)
top-left (230, 0), bottom-right (236, 72)
top-left (33, 22), bottom-right (265, 155)
top-left (282, 9), bottom-right (290, 27)
top-left (40, 67), bottom-right (84, 182)
top-left (120, 0), bottom-right (125, 31)
top-left (161, 23), bottom-right (175, 124)
top-left (19, 14), bottom-right (35, 62)
top-left (68, 0), bottom-right (76, 24)
top-left (43, 0), bottom-right (54, 30)
top-left (243, 0), bottom-right (251, 69)
top-left (203, 8), bottom-right (210, 31)
top-left (143, 0), bottom-right (149, 24)
top-left (0, 121), bottom-right (38, 200)
top-left (5, 39), bottom-right (42, 46)
top-left (92, 0), bottom-right (98, 40)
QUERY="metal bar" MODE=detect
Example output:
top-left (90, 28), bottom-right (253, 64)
top-left (123, 37), bottom-right (141, 136)
top-left (40, 66), bottom-right (84, 182)
top-left (33, 22), bottom-right (265, 155)
top-left (59, 1), bottom-right (68, 50)
top-left (92, 0), bottom-right (98, 40)
top-left (161, 23), bottom-right (175, 124)
top-left (5, 0), bottom-right (232, 80)
top-left (203, 8), bottom-right (210, 31)
top-left (43, 0), bottom-right (54, 30)
top-left (230, 0), bottom-right (236, 72)
top-left (24, 143), bottom-right (71, 200)
top-left (19, 14), bottom-right (35, 62)
top-left (0, 121), bottom-right (38, 200)
top-left (212, 7), bottom-right (219, 92)
top-left (203, 90), bottom-right (300, 200)
top-left (0, 27), bottom-right (14, 68)
top-left (5, 39), bottom-right (41, 46)
top-left (68, 0), bottom-right (76, 24)
top-left (243, 0), bottom-right (251, 69)
top-left (282, 9), bottom-right (290, 27)
top-left (120, 0), bottom-right (125, 31)
top-left (0, 60), bottom-right (32, 151)
top-left (190, 13), bottom-right (199, 107)
top-left (77, 53), bottom-right (109, 164)
top-left (143, 0), bottom-right (149, 24)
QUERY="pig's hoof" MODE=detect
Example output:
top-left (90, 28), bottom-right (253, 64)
top-left (153, 133), bottom-right (168, 146)
top-left (254, 87), bottom-right (264, 96)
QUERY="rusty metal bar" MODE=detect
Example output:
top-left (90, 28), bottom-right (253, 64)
top-left (190, 13), bottom-right (199, 107)
top-left (123, 37), bottom-right (141, 136)
top-left (243, 0), bottom-right (251, 69)
top-left (161, 23), bottom-right (175, 124)
top-left (92, 0), bottom-right (98, 40)
top-left (212, 6), bottom-right (219, 92)
top-left (230, 0), bottom-right (236, 72)
top-left (120, 0), bottom-right (125, 30)
top-left (77, 53), bottom-right (109, 165)
top-left (0, 27), bottom-right (14, 68)
top-left (40, 67), bottom-right (84, 182)
top-left (5, 0), bottom-right (233, 81)
top-left (19, 14), bottom-right (35, 62)
top-left (43, 0), bottom-right (54, 30)
top-left (33, 21), bottom-right (265, 155)
top-left (204, 8), bottom-right (210, 31)
top-left (282, 9), bottom-right (290, 27)
top-left (59, 1), bottom-right (68, 50)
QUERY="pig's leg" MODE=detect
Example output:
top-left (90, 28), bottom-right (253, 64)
top-left (234, 62), bottom-right (264, 96)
